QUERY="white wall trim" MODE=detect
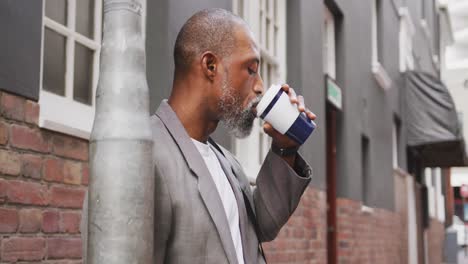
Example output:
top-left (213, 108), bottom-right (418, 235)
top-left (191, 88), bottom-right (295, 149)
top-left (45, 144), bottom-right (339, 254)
top-left (323, 5), bottom-right (336, 79)
top-left (39, 90), bottom-right (94, 139)
top-left (399, 7), bottom-right (415, 36)
top-left (420, 19), bottom-right (431, 40)
top-left (398, 7), bottom-right (415, 72)
top-left (361, 204), bottom-right (374, 214)
top-left (372, 62), bottom-right (392, 90)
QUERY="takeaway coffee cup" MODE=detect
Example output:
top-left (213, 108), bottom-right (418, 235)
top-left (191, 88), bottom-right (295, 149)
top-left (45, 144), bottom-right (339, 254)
top-left (256, 84), bottom-right (316, 145)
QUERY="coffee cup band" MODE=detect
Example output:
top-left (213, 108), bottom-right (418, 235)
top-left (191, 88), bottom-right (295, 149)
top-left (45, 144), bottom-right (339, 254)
top-left (259, 89), bottom-right (284, 119)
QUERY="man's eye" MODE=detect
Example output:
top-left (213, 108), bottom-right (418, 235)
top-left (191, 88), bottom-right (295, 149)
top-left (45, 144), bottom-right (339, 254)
top-left (248, 67), bottom-right (257, 75)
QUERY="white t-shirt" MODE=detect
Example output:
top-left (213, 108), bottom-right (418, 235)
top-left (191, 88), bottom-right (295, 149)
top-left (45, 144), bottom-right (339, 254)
top-left (191, 139), bottom-right (245, 264)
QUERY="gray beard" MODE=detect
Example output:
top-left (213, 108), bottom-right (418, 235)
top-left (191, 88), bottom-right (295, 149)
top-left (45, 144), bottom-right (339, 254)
top-left (218, 78), bottom-right (260, 138)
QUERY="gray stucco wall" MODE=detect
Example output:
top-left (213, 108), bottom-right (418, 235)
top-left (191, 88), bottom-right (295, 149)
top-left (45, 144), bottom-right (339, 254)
top-left (286, 0), bottom-right (327, 190)
top-left (0, 0), bottom-right (43, 101)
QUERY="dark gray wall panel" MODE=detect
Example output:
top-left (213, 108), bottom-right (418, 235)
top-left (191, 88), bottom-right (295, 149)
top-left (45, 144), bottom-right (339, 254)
top-left (146, 0), bottom-right (232, 148)
top-left (334, 0), bottom-right (370, 203)
top-left (0, 0), bottom-right (42, 101)
top-left (287, 0), bottom-right (326, 190)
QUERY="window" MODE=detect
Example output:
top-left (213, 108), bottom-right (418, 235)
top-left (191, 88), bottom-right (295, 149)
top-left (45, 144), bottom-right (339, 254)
top-left (362, 136), bottom-right (370, 205)
top-left (40, 0), bottom-right (103, 139)
top-left (371, 0), bottom-right (392, 90)
top-left (233, 0), bottom-right (286, 183)
top-left (323, 6), bottom-right (336, 79)
top-left (399, 7), bottom-right (415, 72)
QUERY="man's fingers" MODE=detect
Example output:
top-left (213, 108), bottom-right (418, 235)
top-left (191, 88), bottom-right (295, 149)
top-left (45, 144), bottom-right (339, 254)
top-left (263, 122), bottom-right (280, 137)
top-left (280, 84), bottom-right (316, 121)
top-left (297, 95), bottom-right (305, 111)
top-left (305, 109), bottom-right (317, 120)
top-left (281, 83), bottom-right (290, 93)
top-left (288, 87), bottom-right (298, 104)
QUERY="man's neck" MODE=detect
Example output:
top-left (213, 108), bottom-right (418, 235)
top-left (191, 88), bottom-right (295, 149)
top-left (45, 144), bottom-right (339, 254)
top-left (168, 90), bottom-right (218, 143)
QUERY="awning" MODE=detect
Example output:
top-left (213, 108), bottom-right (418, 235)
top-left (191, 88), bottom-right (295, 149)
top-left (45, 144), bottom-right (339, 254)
top-left (405, 71), bottom-right (468, 167)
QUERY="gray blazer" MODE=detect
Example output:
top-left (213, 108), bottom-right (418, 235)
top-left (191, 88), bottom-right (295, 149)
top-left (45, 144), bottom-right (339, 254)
top-left (152, 101), bottom-right (312, 264)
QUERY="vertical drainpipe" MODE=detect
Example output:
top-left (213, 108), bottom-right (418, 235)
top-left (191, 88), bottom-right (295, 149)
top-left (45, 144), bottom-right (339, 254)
top-left (87, 0), bottom-right (154, 263)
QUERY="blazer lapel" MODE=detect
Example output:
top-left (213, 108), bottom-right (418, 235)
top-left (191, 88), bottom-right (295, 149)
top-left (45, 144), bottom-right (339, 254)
top-left (209, 144), bottom-right (257, 264)
top-left (218, 146), bottom-right (256, 216)
top-left (155, 101), bottom-right (238, 264)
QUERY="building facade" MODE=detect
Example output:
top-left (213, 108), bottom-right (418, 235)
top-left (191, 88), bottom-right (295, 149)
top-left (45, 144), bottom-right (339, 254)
top-left (0, 0), bottom-right (462, 263)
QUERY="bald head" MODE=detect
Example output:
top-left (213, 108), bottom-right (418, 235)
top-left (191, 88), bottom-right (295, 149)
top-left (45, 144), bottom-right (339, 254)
top-left (173, 8), bottom-right (247, 75)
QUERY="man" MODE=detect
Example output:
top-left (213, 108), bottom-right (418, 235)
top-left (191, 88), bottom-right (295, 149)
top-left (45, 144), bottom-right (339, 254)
top-left (152, 8), bottom-right (316, 264)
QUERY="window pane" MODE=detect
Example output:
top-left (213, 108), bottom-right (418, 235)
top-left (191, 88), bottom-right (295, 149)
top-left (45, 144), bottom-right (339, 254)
top-left (43, 28), bottom-right (66, 96)
top-left (73, 43), bottom-right (94, 105)
top-left (76, 0), bottom-right (95, 39)
top-left (45, 0), bottom-right (67, 25)
top-left (266, 18), bottom-right (270, 50)
top-left (274, 26), bottom-right (278, 56)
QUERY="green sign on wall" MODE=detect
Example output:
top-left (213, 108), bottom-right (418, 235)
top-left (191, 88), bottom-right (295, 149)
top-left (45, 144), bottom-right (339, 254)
top-left (327, 76), bottom-right (342, 110)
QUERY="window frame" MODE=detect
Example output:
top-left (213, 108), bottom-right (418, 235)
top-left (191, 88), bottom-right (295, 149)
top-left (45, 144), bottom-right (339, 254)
top-left (371, 0), bottom-right (392, 90)
top-left (323, 5), bottom-right (336, 79)
top-left (399, 7), bottom-right (415, 72)
top-left (39, 0), bottom-right (103, 139)
top-left (233, 0), bottom-right (287, 183)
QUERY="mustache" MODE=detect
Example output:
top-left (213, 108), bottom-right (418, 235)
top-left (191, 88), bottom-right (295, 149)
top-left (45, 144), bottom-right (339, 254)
top-left (248, 95), bottom-right (262, 109)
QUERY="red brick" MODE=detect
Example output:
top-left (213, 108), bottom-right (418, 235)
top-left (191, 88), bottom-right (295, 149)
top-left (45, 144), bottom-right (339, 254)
top-left (43, 158), bottom-right (64, 183)
top-left (1, 237), bottom-right (45, 262)
top-left (7, 180), bottom-right (49, 206)
top-left (50, 186), bottom-right (85, 209)
top-left (61, 211), bottom-right (81, 233)
top-left (0, 149), bottom-right (21, 176)
top-left (0, 121), bottom-right (8, 145)
top-left (51, 134), bottom-right (88, 161)
top-left (42, 210), bottom-right (60, 233)
top-left (18, 208), bottom-right (42, 233)
top-left (81, 163), bottom-right (89, 185)
top-left (21, 154), bottom-right (43, 179)
top-left (24, 100), bottom-right (39, 125)
top-left (0, 93), bottom-right (25, 121)
top-left (0, 178), bottom-right (8, 203)
top-left (0, 208), bottom-right (18, 233)
top-left (47, 237), bottom-right (82, 259)
top-left (63, 161), bottom-right (82, 185)
top-left (10, 125), bottom-right (49, 153)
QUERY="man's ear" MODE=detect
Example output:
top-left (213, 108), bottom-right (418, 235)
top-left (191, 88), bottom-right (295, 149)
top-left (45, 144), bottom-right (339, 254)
top-left (201, 52), bottom-right (217, 81)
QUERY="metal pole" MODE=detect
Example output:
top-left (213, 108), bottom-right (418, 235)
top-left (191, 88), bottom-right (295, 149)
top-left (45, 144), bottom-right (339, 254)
top-left (87, 0), bottom-right (153, 263)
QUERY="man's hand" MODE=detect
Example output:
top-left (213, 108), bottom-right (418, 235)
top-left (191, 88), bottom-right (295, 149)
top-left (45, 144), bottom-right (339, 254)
top-left (263, 84), bottom-right (316, 149)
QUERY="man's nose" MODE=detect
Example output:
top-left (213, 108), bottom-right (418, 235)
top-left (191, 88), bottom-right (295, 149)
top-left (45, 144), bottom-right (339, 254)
top-left (254, 77), bottom-right (264, 95)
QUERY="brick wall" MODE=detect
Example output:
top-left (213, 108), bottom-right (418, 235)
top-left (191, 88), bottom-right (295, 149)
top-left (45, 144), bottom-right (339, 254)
top-left (0, 91), bottom-right (88, 263)
top-left (335, 198), bottom-right (404, 264)
top-left (426, 219), bottom-right (444, 264)
top-left (263, 187), bottom-right (327, 264)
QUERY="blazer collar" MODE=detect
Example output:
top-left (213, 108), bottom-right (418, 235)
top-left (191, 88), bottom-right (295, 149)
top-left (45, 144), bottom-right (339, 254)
top-left (210, 145), bottom-right (257, 264)
top-left (155, 100), bottom-right (239, 264)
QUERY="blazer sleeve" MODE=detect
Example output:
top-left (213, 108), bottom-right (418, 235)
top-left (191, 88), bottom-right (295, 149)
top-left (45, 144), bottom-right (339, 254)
top-left (154, 165), bottom-right (173, 263)
top-left (253, 150), bottom-right (312, 242)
